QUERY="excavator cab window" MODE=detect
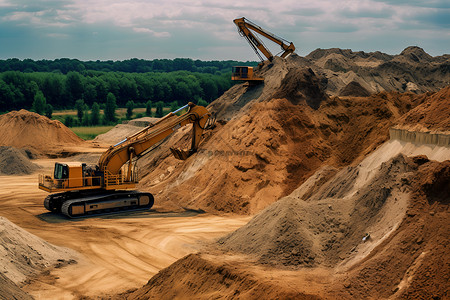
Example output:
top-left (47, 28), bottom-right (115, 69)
top-left (54, 163), bottom-right (69, 180)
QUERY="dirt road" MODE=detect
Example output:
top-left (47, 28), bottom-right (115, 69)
top-left (0, 159), bottom-right (251, 299)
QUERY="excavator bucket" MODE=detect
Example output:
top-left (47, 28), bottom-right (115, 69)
top-left (170, 147), bottom-right (193, 160)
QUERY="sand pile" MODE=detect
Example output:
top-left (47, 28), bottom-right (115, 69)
top-left (0, 110), bottom-right (83, 153)
top-left (94, 117), bottom-right (159, 145)
top-left (124, 153), bottom-right (449, 299)
top-left (217, 153), bottom-right (415, 267)
top-left (303, 46), bottom-right (450, 96)
top-left (0, 216), bottom-right (78, 285)
top-left (138, 61), bottom-right (425, 214)
top-left (0, 273), bottom-right (33, 300)
top-left (0, 146), bottom-right (40, 175)
top-left (332, 157), bottom-right (450, 299)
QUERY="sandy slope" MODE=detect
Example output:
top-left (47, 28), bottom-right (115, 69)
top-left (0, 158), bottom-right (250, 299)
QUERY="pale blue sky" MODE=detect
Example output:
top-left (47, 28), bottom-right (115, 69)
top-left (0, 0), bottom-right (448, 60)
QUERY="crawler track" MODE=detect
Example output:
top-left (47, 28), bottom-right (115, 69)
top-left (44, 190), bottom-right (154, 218)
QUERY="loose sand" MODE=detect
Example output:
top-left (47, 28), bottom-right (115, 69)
top-left (0, 146), bottom-right (40, 175)
top-left (0, 109), bottom-right (83, 155)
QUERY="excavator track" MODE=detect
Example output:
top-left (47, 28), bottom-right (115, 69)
top-left (45, 190), bottom-right (154, 218)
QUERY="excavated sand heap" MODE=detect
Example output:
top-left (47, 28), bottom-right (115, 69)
top-left (138, 58), bottom-right (427, 214)
top-left (124, 155), bottom-right (450, 300)
top-left (0, 109), bottom-right (83, 153)
top-left (303, 46), bottom-right (450, 96)
top-left (0, 146), bottom-right (40, 175)
top-left (94, 117), bottom-right (160, 145)
top-left (0, 216), bottom-right (78, 285)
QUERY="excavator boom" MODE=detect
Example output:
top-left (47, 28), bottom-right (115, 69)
top-left (233, 17), bottom-right (295, 61)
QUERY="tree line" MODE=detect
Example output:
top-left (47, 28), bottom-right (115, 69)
top-left (0, 69), bottom-right (233, 113)
top-left (0, 57), bottom-right (255, 74)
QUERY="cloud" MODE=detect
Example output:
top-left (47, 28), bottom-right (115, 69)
top-left (0, 0), bottom-right (448, 60)
top-left (132, 27), bottom-right (171, 38)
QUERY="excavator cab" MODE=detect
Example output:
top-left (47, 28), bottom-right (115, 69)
top-left (231, 66), bottom-right (264, 83)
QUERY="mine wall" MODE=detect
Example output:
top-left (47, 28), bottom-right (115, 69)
top-left (389, 127), bottom-right (450, 147)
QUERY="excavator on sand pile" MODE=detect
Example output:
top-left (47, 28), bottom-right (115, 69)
top-left (232, 17), bottom-right (296, 83)
top-left (39, 102), bottom-right (213, 218)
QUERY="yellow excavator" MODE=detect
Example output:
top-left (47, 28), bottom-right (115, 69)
top-left (39, 102), bottom-right (212, 218)
top-left (232, 17), bottom-right (296, 82)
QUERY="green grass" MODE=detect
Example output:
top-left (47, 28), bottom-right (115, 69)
top-left (70, 126), bottom-right (115, 140)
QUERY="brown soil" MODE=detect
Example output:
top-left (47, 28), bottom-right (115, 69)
top-left (0, 216), bottom-right (78, 286)
top-left (395, 85), bottom-right (450, 131)
top-left (0, 273), bottom-right (33, 300)
top-left (124, 155), bottom-right (450, 300)
top-left (0, 146), bottom-right (40, 175)
top-left (339, 81), bottom-right (371, 97)
top-left (0, 109), bottom-right (83, 154)
top-left (304, 46), bottom-right (449, 95)
top-left (138, 62), bottom-right (427, 215)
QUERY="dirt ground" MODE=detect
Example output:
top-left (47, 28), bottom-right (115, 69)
top-left (0, 154), bottom-right (250, 299)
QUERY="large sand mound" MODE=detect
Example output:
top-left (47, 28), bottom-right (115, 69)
top-left (0, 146), bottom-right (40, 175)
top-left (304, 46), bottom-right (449, 95)
top-left (123, 154), bottom-right (449, 299)
top-left (124, 131), bottom-right (450, 298)
top-left (0, 110), bottom-right (83, 153)
top-left (217, 154), bottom-right (414, 267)
top-left (94, 117), bottom-right (159, 145)
top-left (138, 59), bottom-right (427, 214)
top-left (0, 216), bottom-right (78, 285)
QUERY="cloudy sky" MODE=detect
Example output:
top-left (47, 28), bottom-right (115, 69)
top-left (0, 0), bottom-right (448, 61)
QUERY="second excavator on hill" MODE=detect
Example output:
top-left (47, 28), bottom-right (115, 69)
top-left (232, 17), bottom-right (295, 83)
top-left (39, 102), bottom-right (212, 218)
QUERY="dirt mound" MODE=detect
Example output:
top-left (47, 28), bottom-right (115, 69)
top-left (126, 117), bottom-right (159, 127)
top-left (125, 154), bottom-right (449, 299)
top-left (93, 123), bottom-right (143, 145)
top-left (395, 85), bottom-right (450, 131)
top-left (217, 154), bottom-right (415, 268)
top-left (138, 64), bottom-right (424, 214)
top-left (0, 216), bottom-right (78, 285)
top-left (273, 67), bottom-right (328, 109)
top-left (0, 273), bottom-right (33, 300)
top-left (94, 117), bottom-right (159, 145)
top-left (303, 46), bottom-right (449, 95)
top-left (332, 158), bottom-right (450, 299)
top-left (339, 81), bottom-right (371, 97)
top-left (0, 110), bottom-right (83, 153)
top-left (122, 253), bottom-right (320, 300)
top-left (0, 146), bottom-right (40, 175)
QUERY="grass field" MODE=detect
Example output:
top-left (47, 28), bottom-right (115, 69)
top-left (70, 126), bottom-right (115, 140)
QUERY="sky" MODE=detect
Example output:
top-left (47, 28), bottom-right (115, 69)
top-left (0, 0), bottom-right (449, 61)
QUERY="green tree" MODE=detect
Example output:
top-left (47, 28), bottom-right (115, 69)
top-left (90, 102), bottom-right (100, 125)
top-left (75, 99), bottom-right (85, 123)
top-left (65, 71), bottom-right (84, 105)
top-left (32, 91), bottom-right (46, 115)
top-left (145, 100), bottom-right (152, 117)
top-left (45, 104), bottom-right (53, 119)
top-left (126, 100), bottom-right (134, 119)
top-left (104, 92), bottom-right (117, 123)
top-left (155, 101), bottom-right (164, 118)
top-left (64, 115), bottom-right (74, 127)
top-left (197, 98), bottom-right (208, 107)
top-left (170, 101), bottom-right (179, 113)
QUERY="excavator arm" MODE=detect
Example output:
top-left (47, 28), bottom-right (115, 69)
top-left (97, 102), bottom-right (211, 176)
top-left (233, 17), bottom-right (295, 62)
